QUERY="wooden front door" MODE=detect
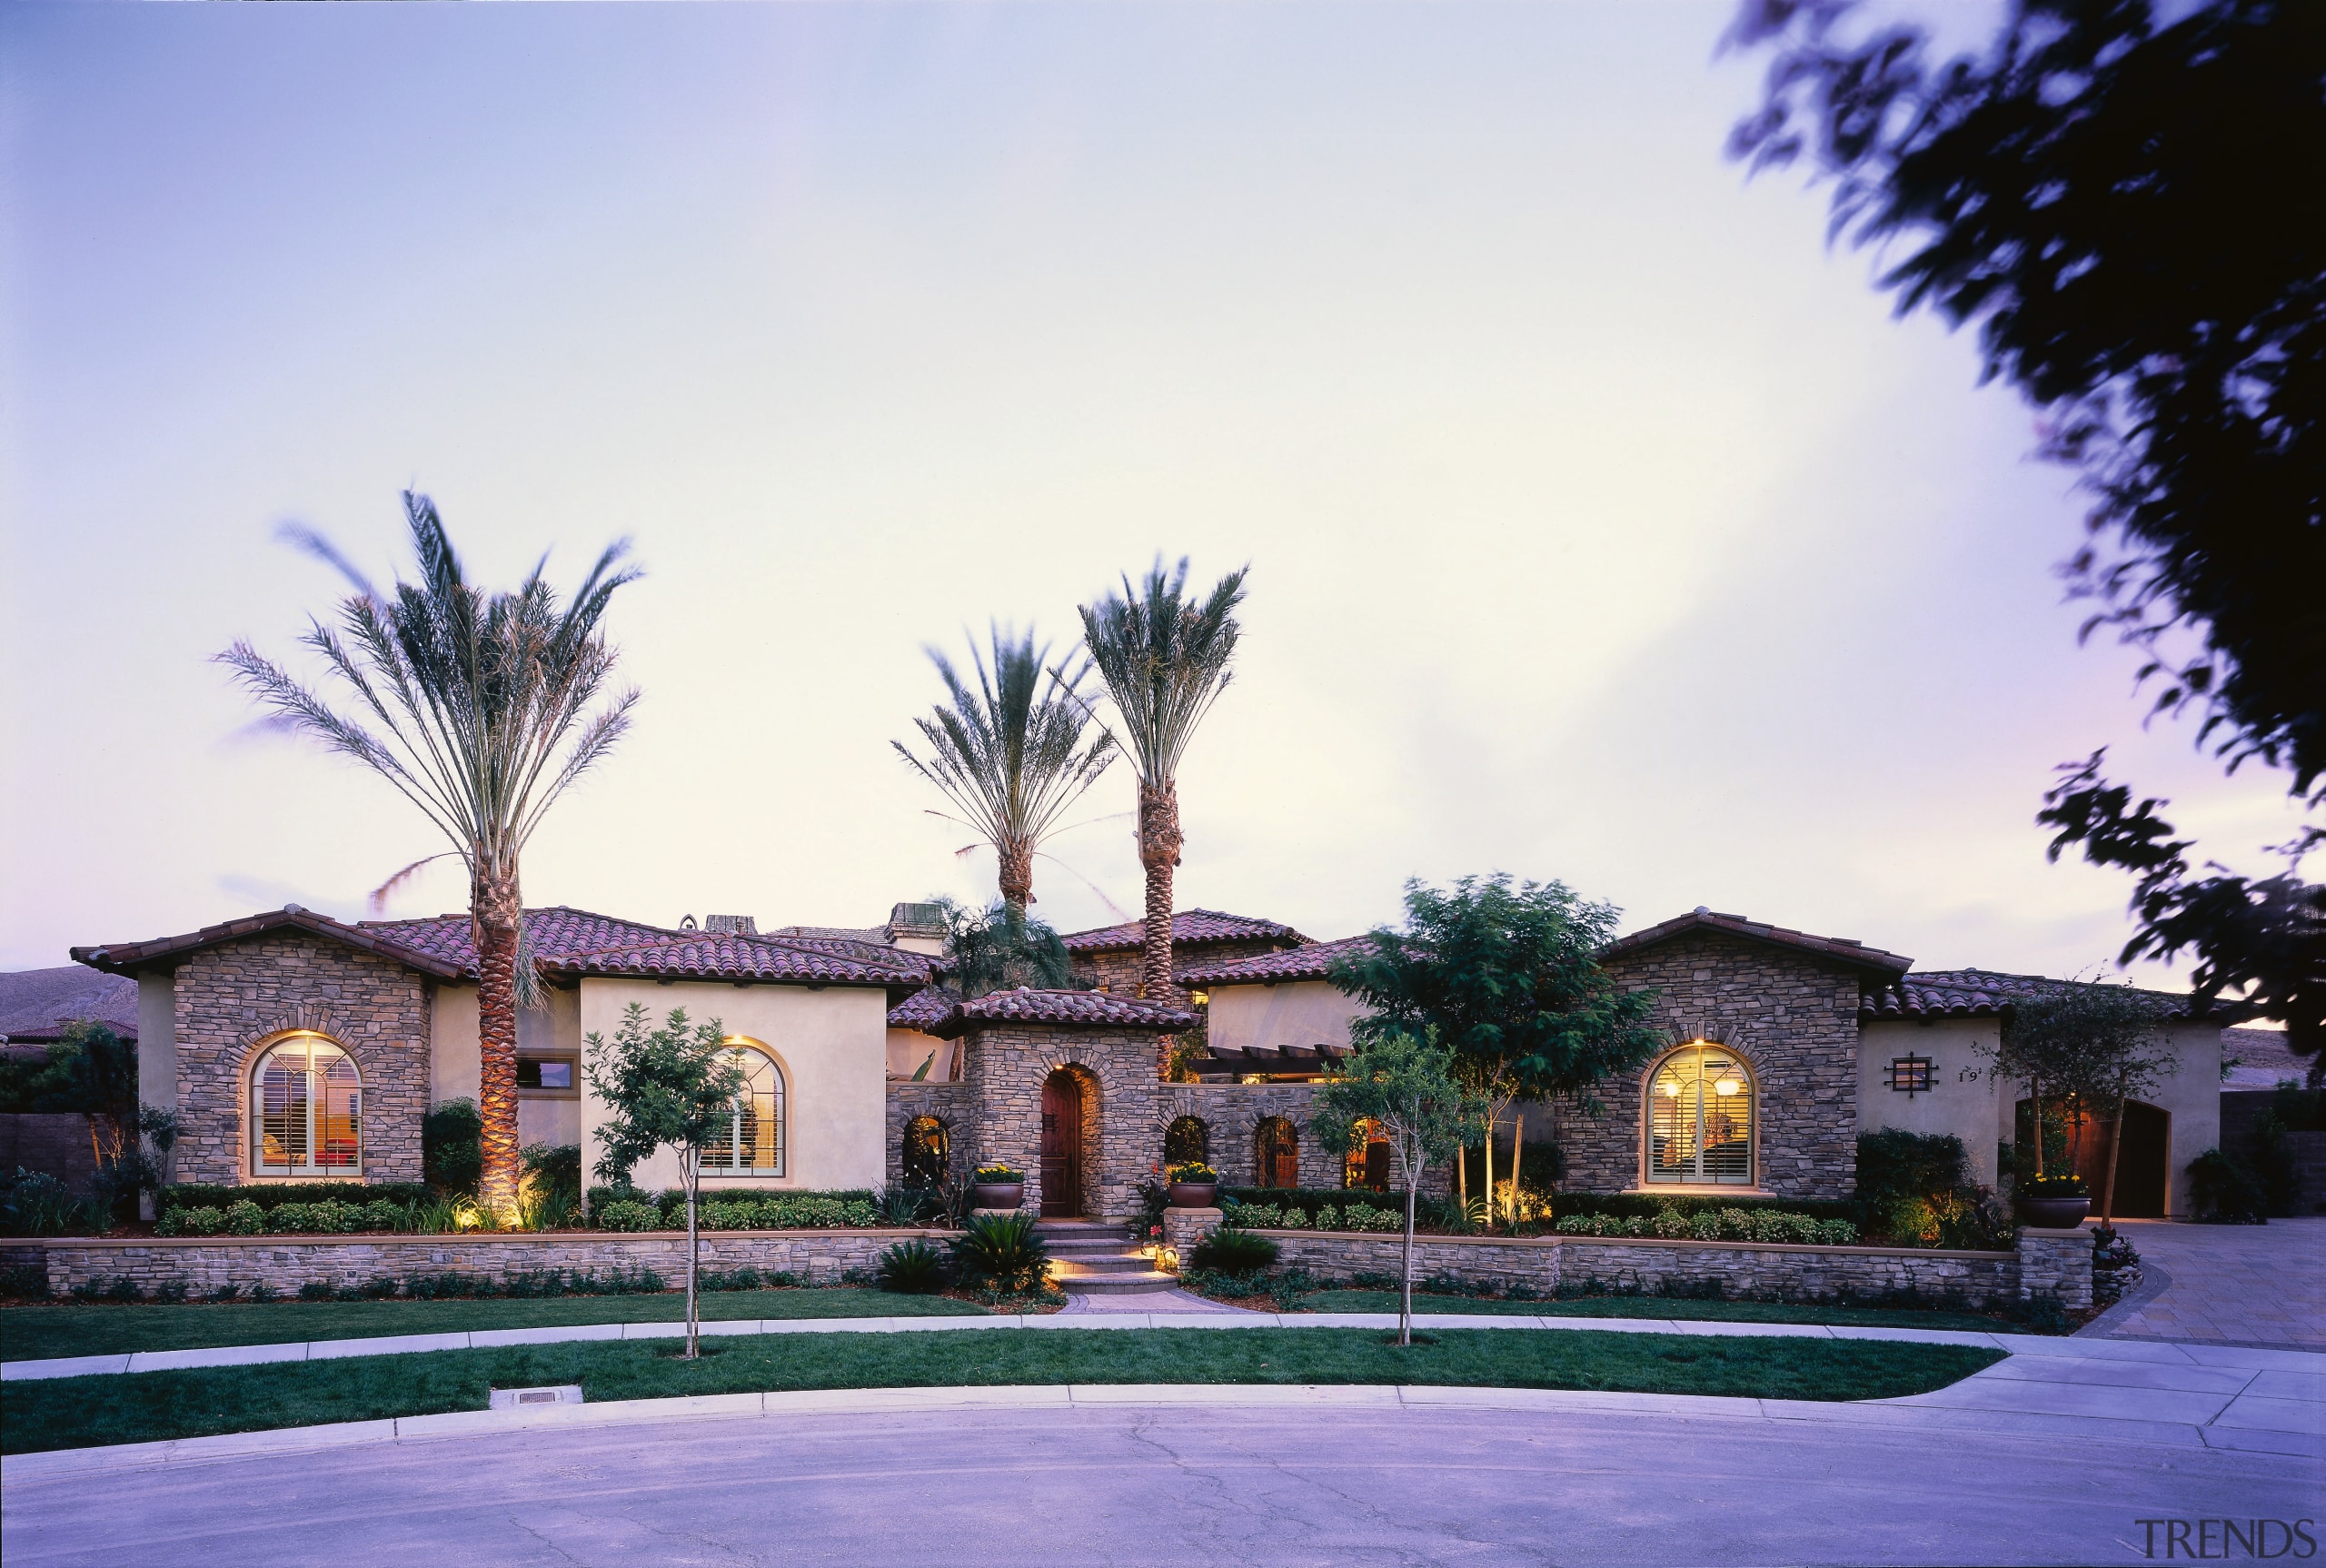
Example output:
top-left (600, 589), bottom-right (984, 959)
top-left (1039, 1072), bottom-right (1083, 1217)
top-left (1256, 1117), bottom-right (1298, 1189)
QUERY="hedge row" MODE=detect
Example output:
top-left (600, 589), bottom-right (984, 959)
top-left (161, 1182), bottom-right (432, 1214)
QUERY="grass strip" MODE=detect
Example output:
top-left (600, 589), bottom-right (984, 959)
top-left (0, 1288), bottom-right (984, 1362)
top-left (1295, 1291), bottom-right (2021, 1333)
top-left (0, 1328), bottom-right (2003, 1454)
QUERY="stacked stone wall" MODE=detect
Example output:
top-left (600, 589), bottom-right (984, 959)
top-left (1074, 938), bottom-right (1297, 1008)
top-left (966, 1024), bottom-right (1161, 1221)
top-left (883, 1082), bottom-right (975, 1188)
top-left (2013, 1226), bottom-right (2094, 1309)
top-left (1560, 933), bottom-right (1863, 1200)
top-left (38, 1228), bottom-right (949, 1296)
top-left (170, 936), bottom-right (432, 1186)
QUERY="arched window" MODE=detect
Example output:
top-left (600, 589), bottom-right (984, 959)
top-left (703, 1039), bottom-right (784, 1174)
top-left (252, 1033), bottom-right (362, 1176)
top-left (901, 1115), bottom-right (949, 1186)
top-left (1344, 1118), bottom-right (1392, 1192)
top-left (1254, 1116), bottom-right (1299, 1189)
top-left (1166, 1116), bottom-right (1210, 1166)
top-left (1646, 1042), bottom-right (1753, 1186)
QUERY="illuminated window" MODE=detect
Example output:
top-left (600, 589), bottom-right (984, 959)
top-left (1645, 1043), bottom-right (1753, 1186)
top-left (1888, 1055), bottom-right (1932, 1096)
top-left (252, 1034), bottom-right (362, 1176)
top-left (1343, 1117), bottom-right (1392, 1192)
top-left (702, 1039), bottom-right (784, 1174)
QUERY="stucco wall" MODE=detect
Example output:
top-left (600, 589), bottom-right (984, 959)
top-left (886, 1028), bottom-right (956, 1082)
top-left (1561, 932), bottom-right (1864, 1199)
top-left (2151, 1022), bottom-right (2222, 1216)
top-left (1204, 978), bottom-right (1365, 1055)
top-left (576, 978), bottom-right (889, 1195)
top-left (136, 972), bottom-right (178, 1186)
top-left (167, 934), bottom-right (431, 1186)
top-left (1857, 1017), bottom-right (2005, 1186)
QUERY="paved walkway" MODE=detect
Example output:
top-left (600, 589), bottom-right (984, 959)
top-left (5, 1379), bottom-right (2317, 1566)
top-left (0, 1309), bottom-right (2027, 1383)
top-left (1057, 1285), bottom-right (1246, 1315)
top-left (2087, 1216), bottom-right (2325, 1349)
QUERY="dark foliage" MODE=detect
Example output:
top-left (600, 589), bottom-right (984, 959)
top-left (2188, 1147), bottom-right (2269, 1223)
top-left (0, 1024), bottom-right (138, 1116)
top-left (876, 1238), bottom-right (949, 1294)
top-left (161, 1182), bottom-right (432, 1215)
top-left (422, 1099), bottom-right (484, 1195)
top-left (936, 898), bottom-right (1079, 998)
top-left (1855, 1129), bottom-right (1968, 1203)
top-left (948, 1211), bottom-right (1049, 1293)
top-left (1190, 1226), bottom-right (1280, 1276)
top-left (1334, 874), bottom-right (1664, 1110)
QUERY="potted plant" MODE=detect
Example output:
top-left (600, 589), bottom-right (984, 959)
top-left (1166, 1161), bottom-right (1220, 1208)
top-left (2015, 1173), bottom-right (2091, 1229)
top-left (971, 1164), bottom-right (1025, 1210)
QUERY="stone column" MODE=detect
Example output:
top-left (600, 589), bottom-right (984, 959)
top-left (2014, 1224), bottom-right (2093, 1310)
top-left (1162, 1206), bottom-right (1221, 1270)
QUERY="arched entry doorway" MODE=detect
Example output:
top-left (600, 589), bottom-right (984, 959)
top-left (2015, 1097), bottom-right (2172, 1217)
top-left (1040, 1070), bottom-right (1087, 1217)
top-left (1255, 1116), bottom-right (1299, 1189)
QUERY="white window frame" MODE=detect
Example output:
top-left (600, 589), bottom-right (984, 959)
top-left (701, 1038), bottom-right (785, 1176)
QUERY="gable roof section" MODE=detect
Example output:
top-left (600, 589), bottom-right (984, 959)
top-left (928, 987), bottom-right (1199, 1037)
top-left (1601, 908), bottom-right (1913, 978)
top-left (886, 985), bottom-right (960, 1032)
top-left (1177, 934), bottom-right (1378, 988)
top-left (73, 907), bottom-right (469, 981)
top-left (1862, 968), bottom-right (2251, 1023)
top-left (75, 905), bottom-right (929, 990)
top-left (0, 966), bottom-right (140, 1044)
top-left (1061, 908), bottom-right (1306, 955)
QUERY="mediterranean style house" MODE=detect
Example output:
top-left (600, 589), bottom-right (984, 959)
top-left (68, 898), bottom-right (2242, 1220)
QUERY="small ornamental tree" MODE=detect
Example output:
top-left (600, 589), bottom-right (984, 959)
top-left (584, 1005), bottom-right (743, 1359)
top-left (1333, 876), bottom-right (1662, 1229)
top-left (1311, 1028), bottom-right (1485, 1345)
top-left (1988, 981), bottom-right (2176, 1220)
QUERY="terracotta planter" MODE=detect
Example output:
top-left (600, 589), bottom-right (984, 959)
top-left (1167, 1181), bottom-right (1218, 1209)
top-left (2016, 1195), bottom-right (2090, 1229)
top-left (972, 1182), bottom-right (1025, 1210)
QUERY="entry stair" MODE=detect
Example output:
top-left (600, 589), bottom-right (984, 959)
top-left (1035, 1220), bottom-right (1178, 1295)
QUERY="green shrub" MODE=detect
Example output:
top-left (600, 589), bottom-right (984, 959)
top-left (0, 1263), bottom-right (49, 1298)
top-left (163, 1181), bottom-right (432, 1215)
top-left (877, 1238), bottom-right (949, 1294)
top-left (1856, 1129), bottom-right (1970, 1204)
top-left (950, 1211), bottom-right (1049, 1292)
top-left (596, 1199), bottom-right (661, 1233)
top-left (1814, 1218), bottom-right (1860, 1245)
top-left (1340, 1202), bottom-right (1401, 1233)
top-left (1312, 1205), bottom-right (1340, 1231)
top-left (222, 1200), bottom-right (265, 1236)
top-left (701, 1203), bottom-right (759, 1231)
top-left (423, 1098), bottom-right (483, 1195)
top-left (2189, 1148), bottom-right (2268, 1223)
top-left (1191, 1226), bottom-right (1280, 1276)
top-left (2017, 1173), bottom-right (2088, 1200)
top-left (0, 1168), bottom-right (86, 1237)
top-left (1652, 1207), bottom-right (1693, 1239)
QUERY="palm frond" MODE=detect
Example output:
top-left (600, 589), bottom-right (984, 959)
top-left (1076, 556), bottom-right (1247, 786)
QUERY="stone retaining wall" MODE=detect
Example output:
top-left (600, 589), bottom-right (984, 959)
top-left (35, 1228), bottom-right (953, 1296)
top-left (1160, 1206), bottom-right (2060, 1308)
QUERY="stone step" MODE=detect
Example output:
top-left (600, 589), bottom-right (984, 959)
top-left (1053, 1254), bottom-right (1157, 1275)
top-left (1056, 1270), bottom-right (1182, 1295)
top-left (1044, 1236), bottom-right (1141, 1255)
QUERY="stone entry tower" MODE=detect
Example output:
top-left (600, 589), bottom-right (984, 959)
top-left (929, 989), bottom-right (1197, 1223)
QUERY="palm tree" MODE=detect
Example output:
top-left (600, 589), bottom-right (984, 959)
top-left (893, 626), bottom-right (1114, 921)
top-left (1077, 557), bottom-right (1248, 999)
top-left (219, 491), bottom-right (640, 1214)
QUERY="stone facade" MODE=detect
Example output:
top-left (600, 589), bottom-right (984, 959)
top-left (1558, 932), bottom-right (1863, 1200)
top-left (169, 934), bottom-right (432, 1186)
top-left (37, 1227), bottom-right (943, 1296)
top-left (966, 1023), bottom-right (1162, 1221)
top-left (1076, 938), bottom-right (1293, 1009)
top-left (1158, 1081), bottom-right (1342, 1189)
top-left (883, 1081), bottom-right (976, 1188)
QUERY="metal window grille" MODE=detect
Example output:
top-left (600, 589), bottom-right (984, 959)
top-left (1888, 1055), bottom-right (1932, 1096)
top-left (1645, 1046), bottom-right (1752, 1186)
top-left (703, 1044), bottom-right (783, 1174)
top-left (253, 1035), bottom-right (361, 1176)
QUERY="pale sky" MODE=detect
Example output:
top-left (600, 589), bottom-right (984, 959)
top-left (2, 2), bottom-right (2306, 987)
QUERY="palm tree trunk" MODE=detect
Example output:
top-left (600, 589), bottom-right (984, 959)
top-left (1136, 779), bottom-right (1182, 1011)
top-left (474, 871), bottom-right (524, 1215)
top-left (997, 837), bottom-right (1036, 924)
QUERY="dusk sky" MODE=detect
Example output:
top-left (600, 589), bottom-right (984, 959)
top-left (3, 2), bottom-right (2307, 987)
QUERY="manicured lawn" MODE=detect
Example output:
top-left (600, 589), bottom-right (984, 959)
top-left (0, 1287), bottom-right (985, 1362)
top-left (0, 1328), bottom-right (2003, 1454)
top-left (1295, 1290), bottom-right (2024, 1334)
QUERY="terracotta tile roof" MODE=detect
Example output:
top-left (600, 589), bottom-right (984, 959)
top-left (1860, 968), bottom-right (2251, 1022)
top-left (0, 966), bottom-right (140, 1044)
top-left (1061, 908), bottom-right (1306, 955)
top-left (1177, 934), bottom-right (1378, 988)
top-left (73, 907), bottom-right (469, 981)
top-left (75, 905), bottom-right (929, 990)
top-left (886, 985), bottom-right (961, 1032)
top-left (1602, 908), bottom-right (1913, 977)
top-left (928, 987), bottom-right (1199, 1037)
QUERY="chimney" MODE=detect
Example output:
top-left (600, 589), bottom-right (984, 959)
top-left (885, 901), bottom-right (948, 956)
top-left (704, 915), bottom-right (758, 936)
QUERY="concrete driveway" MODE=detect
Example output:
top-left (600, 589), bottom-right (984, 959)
top-left (5, 1384), bottom-right (2316, 1568)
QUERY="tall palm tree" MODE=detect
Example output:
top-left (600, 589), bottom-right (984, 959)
top-left (1078, 557), bottom-right (1248, 999)
top-left (892, 626), bottom-right (1114, 921)
top-left (220, 491), bottom-right (640, 1213)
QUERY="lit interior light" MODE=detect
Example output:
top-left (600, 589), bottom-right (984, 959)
top-left (1660, 1080), bottom-right (1682, 1097)
top-left (1715, 1078), bottom-right (1740, 1097)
